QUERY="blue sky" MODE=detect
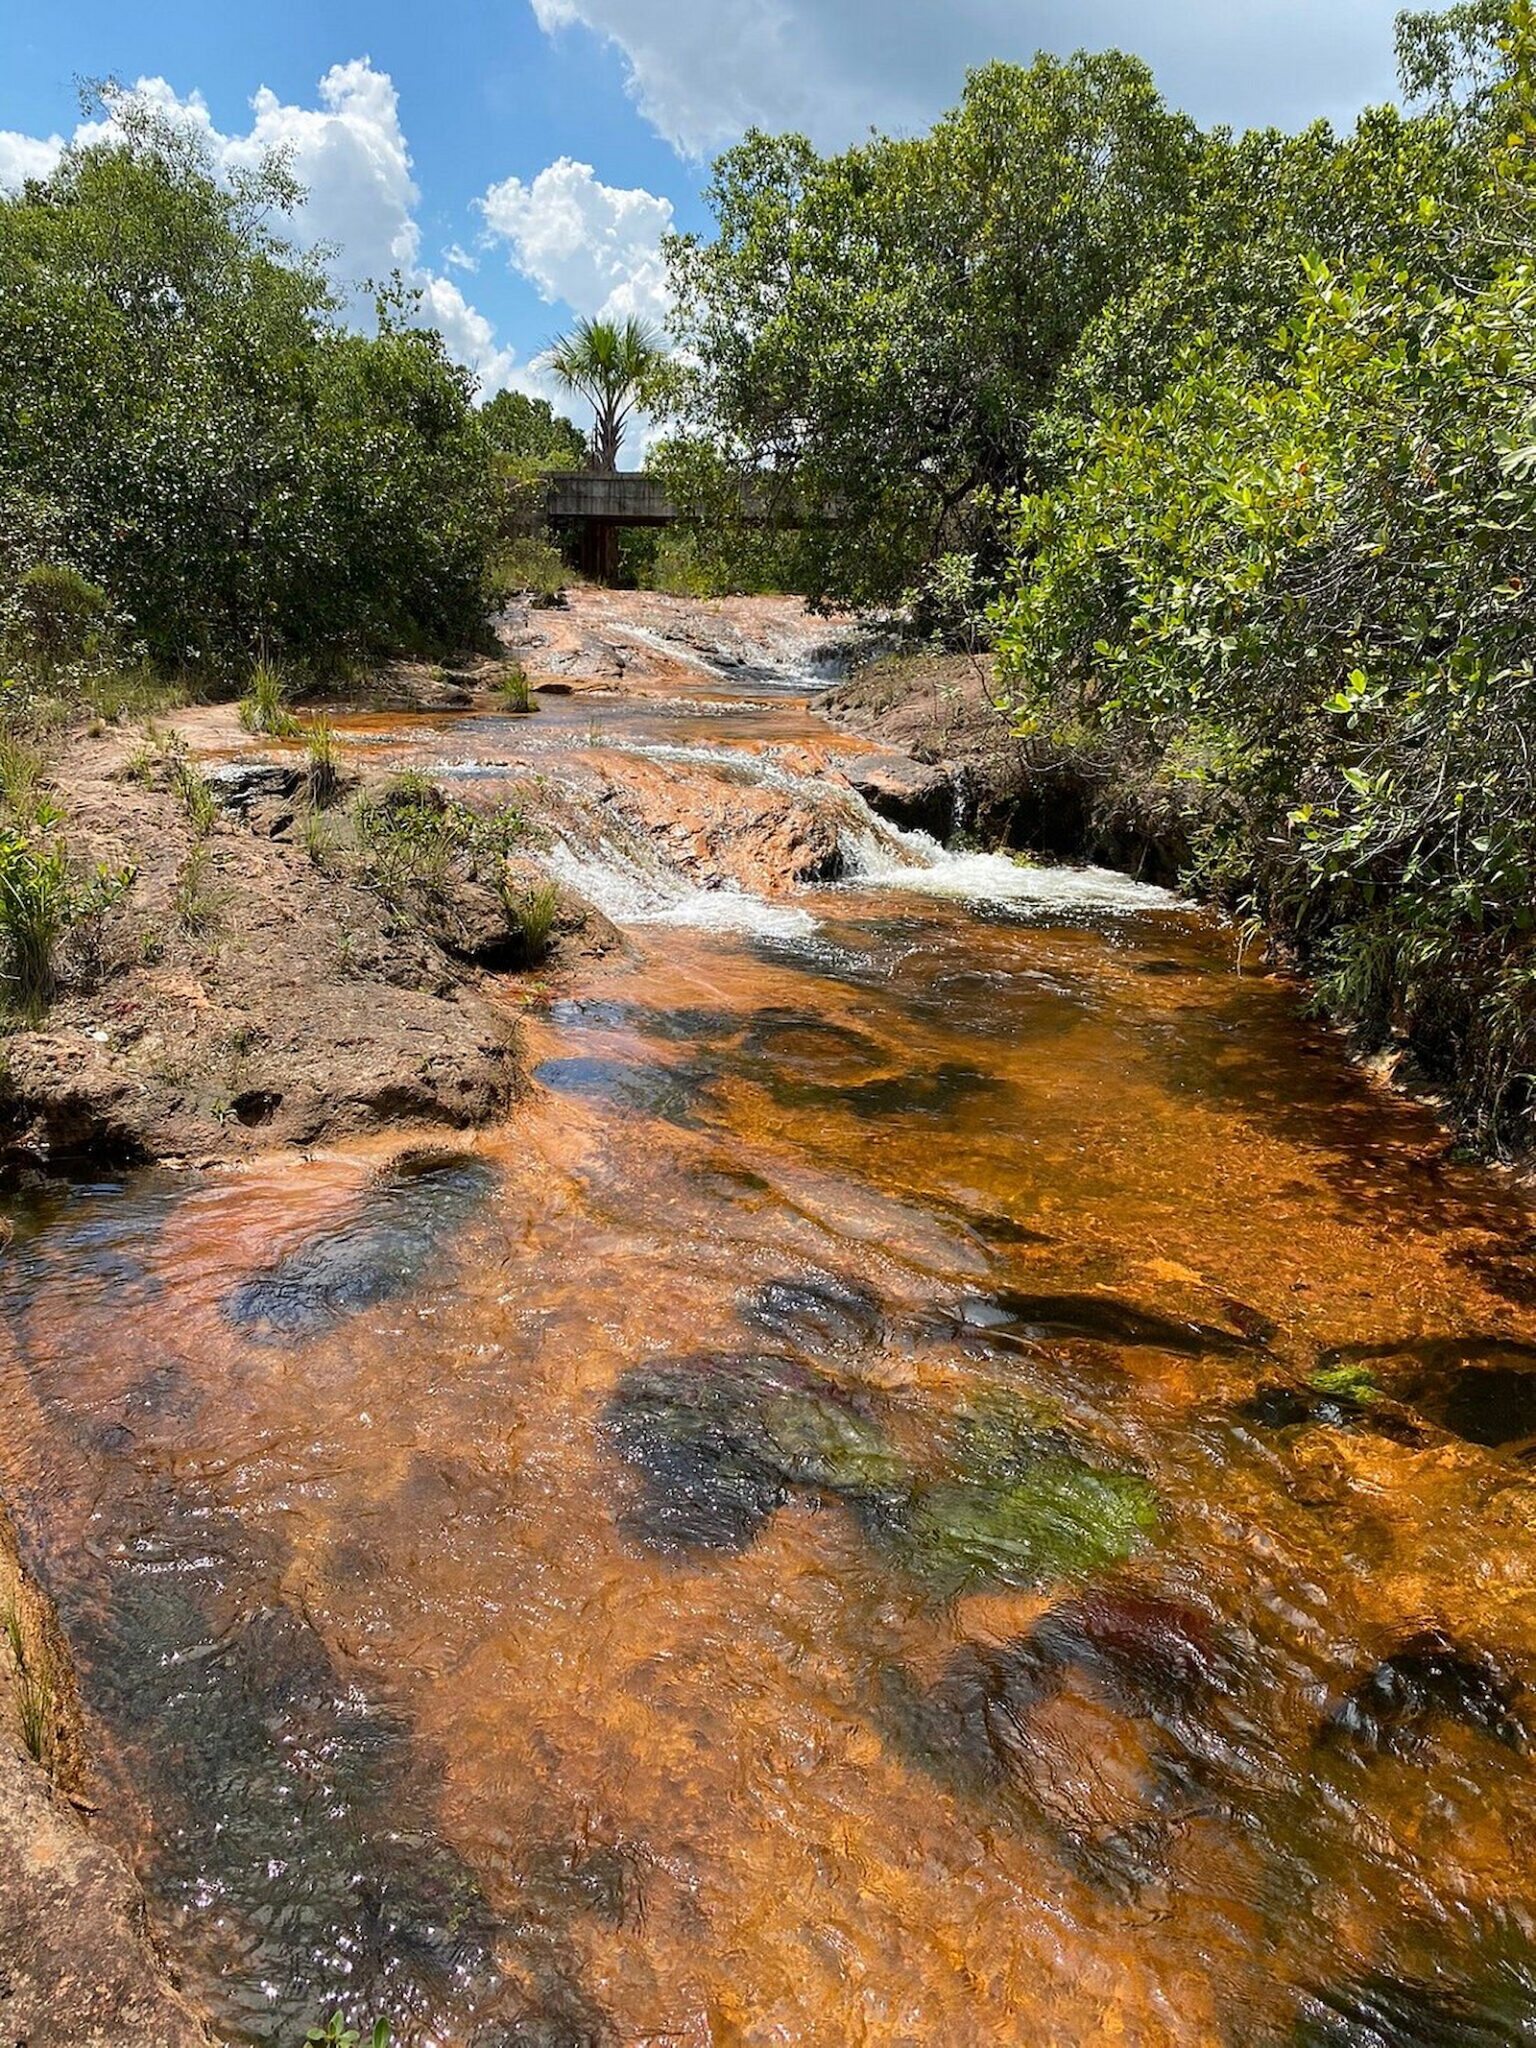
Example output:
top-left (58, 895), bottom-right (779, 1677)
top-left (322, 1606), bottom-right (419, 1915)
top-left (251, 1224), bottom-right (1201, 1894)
top-left (2, 0), bottom-right (1410, 438)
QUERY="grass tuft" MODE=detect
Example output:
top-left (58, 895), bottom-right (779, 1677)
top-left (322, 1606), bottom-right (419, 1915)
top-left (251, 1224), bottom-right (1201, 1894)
top-left (238, 660), bottom-right (302, 738)
top-left (508, 878), bottom-right (561, 960)
top-left (172, 844), bottom-right (230, 937)
top-left (498, 667), bottom-right (535, 714)
top-left (305, 717), bottom-right (342, 807)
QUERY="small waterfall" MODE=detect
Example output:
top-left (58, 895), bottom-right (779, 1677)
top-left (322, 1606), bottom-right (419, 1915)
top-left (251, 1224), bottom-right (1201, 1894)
top-left (543, 832), bottom-right (818, 938)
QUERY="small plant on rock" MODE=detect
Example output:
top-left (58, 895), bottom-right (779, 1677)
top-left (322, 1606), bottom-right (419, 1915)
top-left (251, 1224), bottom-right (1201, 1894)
top-left (172, 759), bottom-right (218, 837)
top-left (238, 660), bottom-right (301, 737)
top-left (172, 844), bottom-right (231, 937)
top-left (0, 832), bottom-right (133, 1017)
top-left (304, 718), bottom-right (342, 807)
top-left (305, 2017), bottom-right (391, 2047)
top-left (498, 667), bottom-right (535, 714)
top-left (507, 877), bottom-right (561, 960)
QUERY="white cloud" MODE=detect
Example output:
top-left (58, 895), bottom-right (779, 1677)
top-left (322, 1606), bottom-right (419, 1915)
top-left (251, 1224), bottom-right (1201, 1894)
top-left (442, 241), bottom-right (479, 273)
top-left (530, 0), bottom-right (1403, 157)
top-left (0, 130), bottom-right (66, 189)
top-left (0, 63), bottom-right (534, 399)
top-left (478, 155), bottom-right (673, 327)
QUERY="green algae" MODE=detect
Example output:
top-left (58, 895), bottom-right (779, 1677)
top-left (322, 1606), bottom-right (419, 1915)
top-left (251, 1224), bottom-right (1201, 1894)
top-left (879, 1457), bottom-right (1159, 1596)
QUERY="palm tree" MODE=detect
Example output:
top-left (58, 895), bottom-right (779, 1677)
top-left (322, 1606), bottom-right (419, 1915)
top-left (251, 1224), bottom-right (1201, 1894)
top-left (544, 316), bottom-right (664, 471)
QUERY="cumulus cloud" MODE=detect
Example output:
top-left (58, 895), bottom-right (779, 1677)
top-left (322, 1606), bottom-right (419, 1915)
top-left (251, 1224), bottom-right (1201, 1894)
top-left (0, 130), bottom-right (66, 189)
top-left (530, 0), bottom-right (1404, 156)
top-left (0, 62), bottom-right (532, 397)
top-left (478, 155), bottom-right (674, 327)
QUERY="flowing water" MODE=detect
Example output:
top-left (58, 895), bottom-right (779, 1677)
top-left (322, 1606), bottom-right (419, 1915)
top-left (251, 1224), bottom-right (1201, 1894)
top-left (7, 622), bottom-right (1536, 2045)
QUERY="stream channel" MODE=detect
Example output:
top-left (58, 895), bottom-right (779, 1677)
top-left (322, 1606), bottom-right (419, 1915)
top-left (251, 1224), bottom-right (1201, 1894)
top-left (7, 610), bottom-right (1536, 2045)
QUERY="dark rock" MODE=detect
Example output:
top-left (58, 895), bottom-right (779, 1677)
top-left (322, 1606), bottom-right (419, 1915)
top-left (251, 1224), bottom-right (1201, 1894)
top-left (843, 753), bottom-right (955, 837)
top-left (957, 1291), bottom-right (1260, 1358)
top-left (230, 1087), bottom-right (282, 1127)
top-left (963, 1209), bottom-right (1052, 1247)
top-left (204, 760), bottom-right (303, 812)
top-left (1026, 1588), bottom-right (1225, 1718)
top-left (221, 1149), bottom-right (497, 1340)
top-left (534, 1055), bottom-right (717, 1127)
top-left (766, 1061), bottom-right (991, 1120)
top-left (1290, 1972), bottom-right (1525, 2046)
top-left (1317, 1337), bottom-right (1536, 1452)
top-left (741, 1273), bottom-right (885, 1352)
top-left (602, 1352), bottom-right (902, 1558)
top-left (1239, 1384), bottom-right (1375, 1431)
top-left (1323, 1630), bottom-right (1528, 1758)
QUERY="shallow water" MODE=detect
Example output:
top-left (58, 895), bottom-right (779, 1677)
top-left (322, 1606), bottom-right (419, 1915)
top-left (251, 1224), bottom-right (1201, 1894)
top-left (7, 627), bottom-right (1536, 2043)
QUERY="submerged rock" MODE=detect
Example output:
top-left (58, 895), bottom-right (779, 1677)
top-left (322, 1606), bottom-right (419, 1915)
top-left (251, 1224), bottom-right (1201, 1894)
top-left (534, 1055), bottom-right (717, 1127)
top-left (1311, 1337), bottom-right (1536, 1454)
top-left (740, 1273), bottom-right (885, 1352)
top-left (867, 1454), bottom-right (1159, 1595)
top-left (222, 1150), bottom-right (497, 1340)
top-left (881, 1588), bottom-right (1222, 1895)
top-left (1323, 1630), bottom-right (1528, 1759)
top-left (1290, 1972), bottom-right (1526, 2046)
top-left (957, 1291), bottom-right (1259, 1358)
top-left (602, 1352), bottom-right (902, 1557)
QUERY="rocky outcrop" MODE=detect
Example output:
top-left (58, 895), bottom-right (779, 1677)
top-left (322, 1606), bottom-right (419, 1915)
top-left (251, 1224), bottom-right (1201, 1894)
top-left (0, 726), bottom-right (539, 1167)
top-left (840, 752), bottom-right (955, 837)
top-left (815, 652), bottom-right (1190, 882)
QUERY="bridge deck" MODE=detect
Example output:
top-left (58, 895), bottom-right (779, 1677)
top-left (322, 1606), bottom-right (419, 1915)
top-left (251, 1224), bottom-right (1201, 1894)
top-left (543, 471), bottom-right (677, 526)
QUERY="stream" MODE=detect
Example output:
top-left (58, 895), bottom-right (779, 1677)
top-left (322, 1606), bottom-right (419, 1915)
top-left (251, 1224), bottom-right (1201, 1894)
top-left (7, 608), bottom-right (1536, 2044)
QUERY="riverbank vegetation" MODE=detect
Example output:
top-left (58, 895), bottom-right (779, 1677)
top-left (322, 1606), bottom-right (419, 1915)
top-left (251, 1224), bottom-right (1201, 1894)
top-left (664, 1), bottom-right (1536, 1153)
top-left (0, 86), bottom-right (501, 688)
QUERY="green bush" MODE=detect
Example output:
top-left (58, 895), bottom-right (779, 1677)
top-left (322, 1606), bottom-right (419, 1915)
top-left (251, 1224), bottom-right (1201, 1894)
top-left (0, 100), bottom-right (499, 670)
top-left (0, 831), bottom-right (132, 1015)
top-left (238, 661), bottom-right (301, 737)
top-left (994, 103), bottom-right (1536, 1148)
top-left (14, 564), bottom-right (112, 674)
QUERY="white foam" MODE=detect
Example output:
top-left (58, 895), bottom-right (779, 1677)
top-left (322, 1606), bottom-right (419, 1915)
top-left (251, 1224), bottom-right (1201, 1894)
top-left (544, 838), bottom-right (817, 938)
top-left (842, 821), bottom-right (1178, 915)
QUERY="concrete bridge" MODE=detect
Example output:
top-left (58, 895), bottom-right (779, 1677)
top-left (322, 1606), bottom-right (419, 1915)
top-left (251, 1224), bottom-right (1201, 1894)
top-left (541, 470), bottom-right (808, 579)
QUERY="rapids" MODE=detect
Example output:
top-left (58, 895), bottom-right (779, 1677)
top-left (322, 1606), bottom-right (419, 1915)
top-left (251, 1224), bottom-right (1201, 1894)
top-left (6, 601), bottom-right (1536, 2044)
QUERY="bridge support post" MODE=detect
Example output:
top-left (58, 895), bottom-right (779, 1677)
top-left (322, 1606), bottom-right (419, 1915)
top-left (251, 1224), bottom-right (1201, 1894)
top-left (577, 519), bottom-right (620, 584)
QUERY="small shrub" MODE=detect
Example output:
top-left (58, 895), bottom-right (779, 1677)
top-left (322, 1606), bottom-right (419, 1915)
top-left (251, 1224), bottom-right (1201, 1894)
top-left (487, 537), bottom-right (566, 603)
top-left (305, 2017), bottom-right (391, 2048)
top-left (498, 667), bottom-right (535, 714)
top-left (238, 661), bottom-right (301, 737)
top-left (83, 668), bottom-right (190, 725)
top-left (172, 759), bottom-right (218, 837)
top-left (353, 775), bottom-right (454, 898)
top-left (0, 735), bottom-right (55, 830)
top-left (0, 833), bottom-right (133, 1016)
top-left (300, 807), bottom-right (340, 866)
top-left (16, 563), bottom-right (111, 673)
top-left (15, 1667), bottom-right (51, 1766)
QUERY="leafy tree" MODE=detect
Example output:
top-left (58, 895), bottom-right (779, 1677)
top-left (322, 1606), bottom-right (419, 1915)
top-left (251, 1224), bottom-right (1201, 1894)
top-left (993, 3), bottom-right (1536, 1148)
top-left (0, 89), bottom-right (497, 670)
top-left (662, 56), bottom-right (1199, 606)
top-left (544, 316), bottom-right (664, 470)
top-left (479, 388), bottom-right (586, 469)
